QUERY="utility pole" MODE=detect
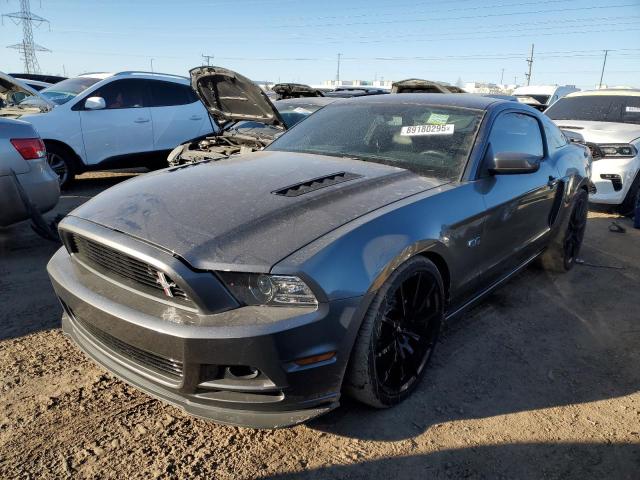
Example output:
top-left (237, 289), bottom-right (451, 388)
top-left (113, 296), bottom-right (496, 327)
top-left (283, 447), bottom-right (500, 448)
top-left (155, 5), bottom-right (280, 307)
top-left (150, 58), bottom-right (154, 72)
top-left (598, 49), bottom-right (609, 89)
top-left (525, 43), bottom-right (534, 86)
top-left (500, 68), bottom-right (504, 85)
top-left (202, 54), bottom-right (214, 66)
top-left (336, 53), bottom-right (341, 84)
top-left (2, 0), bottom-right (50, 74)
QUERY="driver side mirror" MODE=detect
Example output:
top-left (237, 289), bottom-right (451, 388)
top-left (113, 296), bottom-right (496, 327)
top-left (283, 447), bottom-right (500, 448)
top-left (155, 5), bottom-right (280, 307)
top-left (84, 96), bottom-right (106, 110)
top-left (487, 151), bottom-right (541, 175)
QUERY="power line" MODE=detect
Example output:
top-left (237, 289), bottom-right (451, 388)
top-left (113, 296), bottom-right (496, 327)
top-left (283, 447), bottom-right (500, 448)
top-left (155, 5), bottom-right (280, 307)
top-left (2, 0), bottom-right (50, 73)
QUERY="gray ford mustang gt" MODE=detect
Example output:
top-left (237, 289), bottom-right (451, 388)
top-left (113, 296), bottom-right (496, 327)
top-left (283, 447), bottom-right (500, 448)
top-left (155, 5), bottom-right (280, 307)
top-left (47, 91), bottom-right (591, 428)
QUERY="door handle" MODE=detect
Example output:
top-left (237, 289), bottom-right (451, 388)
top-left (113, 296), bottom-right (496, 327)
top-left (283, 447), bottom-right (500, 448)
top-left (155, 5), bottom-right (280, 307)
top-left (134, 118), bottom-right (150, 123)
top-left (189, 115), bottom-right (203, 120)
top-left (547, 176), bottom-right (559, 188)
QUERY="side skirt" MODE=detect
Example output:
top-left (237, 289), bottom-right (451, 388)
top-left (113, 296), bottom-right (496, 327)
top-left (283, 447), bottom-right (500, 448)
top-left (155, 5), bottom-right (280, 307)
top-left (444, 250), bottom-right (543, 322)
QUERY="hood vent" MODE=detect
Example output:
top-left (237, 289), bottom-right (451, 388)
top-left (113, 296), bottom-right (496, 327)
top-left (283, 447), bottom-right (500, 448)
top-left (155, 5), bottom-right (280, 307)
top-left (272, 171), bottom-right (362, 197)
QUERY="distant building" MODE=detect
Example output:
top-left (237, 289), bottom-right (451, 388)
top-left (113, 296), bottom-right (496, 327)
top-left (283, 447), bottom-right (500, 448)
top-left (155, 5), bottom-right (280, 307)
top-left (464, 82), bottom-right (518, 94)
top-left (322, 79), bottom-right (393, 89)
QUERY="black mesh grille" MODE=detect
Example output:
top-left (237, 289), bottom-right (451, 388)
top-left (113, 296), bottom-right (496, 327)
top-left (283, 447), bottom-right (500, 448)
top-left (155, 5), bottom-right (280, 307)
top-left (68, 233), bottom-right (189, 301)
top-left (272, 172), bottom-right (362, 197)
top-left (66, 303), bottom-right (183, 379)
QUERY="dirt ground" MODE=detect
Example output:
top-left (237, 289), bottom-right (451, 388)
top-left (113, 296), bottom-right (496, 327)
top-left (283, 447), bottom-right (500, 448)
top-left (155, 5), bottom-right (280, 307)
top-left (1, 171), bottom-right (639, 479)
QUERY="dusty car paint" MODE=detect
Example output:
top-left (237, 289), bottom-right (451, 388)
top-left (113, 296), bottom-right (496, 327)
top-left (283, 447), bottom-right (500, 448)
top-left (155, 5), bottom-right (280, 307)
top-left (48, 94), bottom-right (590, 427)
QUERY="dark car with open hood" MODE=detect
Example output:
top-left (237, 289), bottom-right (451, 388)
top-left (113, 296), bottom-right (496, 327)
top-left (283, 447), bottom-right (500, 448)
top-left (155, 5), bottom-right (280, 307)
top-left (48, 93), bottom-right (591, 428)
top-left (167, 67), bottom-right (335, 166)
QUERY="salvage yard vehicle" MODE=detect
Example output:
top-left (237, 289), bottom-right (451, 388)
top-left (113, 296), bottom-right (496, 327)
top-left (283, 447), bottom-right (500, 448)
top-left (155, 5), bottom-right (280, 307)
top-left (0, 71), bottom-right (213, 187)
top-left (48, 93), bottom-right (591, 428)
top-left (546, 89), bottom-right (640, 216)
top-left (392, 78), bottom-right (466, 94)
top-left (167, 67), bottom-right (336, 166)
top-left (512, 85), bottom-right (579, 111)
top-left (0, 118), bottom-right (59, 227)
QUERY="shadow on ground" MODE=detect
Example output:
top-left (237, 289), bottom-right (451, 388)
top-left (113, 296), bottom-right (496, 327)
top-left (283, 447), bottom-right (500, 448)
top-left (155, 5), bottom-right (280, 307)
top-left (261, 442), bottom-right (640, 480)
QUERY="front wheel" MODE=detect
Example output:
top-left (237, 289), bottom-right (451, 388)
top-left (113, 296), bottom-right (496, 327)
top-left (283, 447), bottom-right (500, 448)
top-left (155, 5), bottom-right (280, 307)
top-left (345, 256), bottom-right (443, 408)
top-left (539, 189), bottom-right (588, 273)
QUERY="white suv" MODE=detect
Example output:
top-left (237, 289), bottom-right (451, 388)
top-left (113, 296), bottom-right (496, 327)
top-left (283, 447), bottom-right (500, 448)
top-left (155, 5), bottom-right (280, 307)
top-left (0, 71), bottom-right (213, 187)
top-left (546, 89), bottom-right (640, 215)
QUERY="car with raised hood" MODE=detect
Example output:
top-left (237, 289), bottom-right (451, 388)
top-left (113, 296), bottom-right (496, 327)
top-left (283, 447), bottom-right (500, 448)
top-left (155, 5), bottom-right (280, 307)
top-left (167, 67), bottom-right (336, 166)
top-left (512, 85), bottom-right (579, 112)
top-left (392, 78), bottom-right (466, 94)
top-left (0, 71), bottom-right (213, 188)
top-left (546, 89), bottom-right (640, 216)
top-left (0, 117), bottom-right (59, 227)
top-left (48, 93), bottom-right (591, 428)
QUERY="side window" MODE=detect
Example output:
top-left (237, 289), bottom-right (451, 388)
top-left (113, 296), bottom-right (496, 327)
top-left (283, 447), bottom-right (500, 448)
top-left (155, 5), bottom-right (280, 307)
top-left (488, 112), bottom-right (544, 159)
top-left (543, 118), bottom-right (568, 151)
top-left (148, 81), bottom-right (198, 107)
top-left (92, 79), bottom-right (148, 109)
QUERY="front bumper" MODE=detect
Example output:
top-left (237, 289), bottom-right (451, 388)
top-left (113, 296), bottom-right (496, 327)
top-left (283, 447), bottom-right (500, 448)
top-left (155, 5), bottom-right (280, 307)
top-left (589, 155), bottom-right (639, 205)
top-left (48, 247), bottom-right (364, 428)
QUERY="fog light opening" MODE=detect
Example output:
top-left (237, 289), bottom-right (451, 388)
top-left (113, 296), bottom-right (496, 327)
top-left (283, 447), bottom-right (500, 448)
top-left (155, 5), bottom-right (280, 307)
top-left (294, 351), bottom-right (336, 366)
top-left (227, 366), bottom-right (260, 379)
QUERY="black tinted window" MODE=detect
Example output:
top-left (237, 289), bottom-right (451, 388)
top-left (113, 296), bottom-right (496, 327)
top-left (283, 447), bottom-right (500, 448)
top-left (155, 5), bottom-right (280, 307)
top-left (546, 95), bottom-right (640, 125)
top-left (149, 81), bottom-right (197, 107)
top-left (489, 112), bottom-right (543, 158)
top-left (92, 79), bottom-right (148, 109)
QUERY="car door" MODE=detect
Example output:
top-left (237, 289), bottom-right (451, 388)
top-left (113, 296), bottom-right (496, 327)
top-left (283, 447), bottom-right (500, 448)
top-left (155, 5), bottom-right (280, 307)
top-left (77, 79), bottom-right (154, 166)
top-left (147, 80), bottom-right (212, 152)
top-left (477, 111), bottom-right (562, 283)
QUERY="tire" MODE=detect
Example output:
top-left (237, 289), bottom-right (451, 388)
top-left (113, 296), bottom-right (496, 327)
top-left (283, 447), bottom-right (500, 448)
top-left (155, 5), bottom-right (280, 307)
top-left (345, 256), bottom-right (444, 408)
top-left (617, 172), bottom-right (640, 217)
top-left (46, 143), bottom-right (75, 189)
top-left (538, 189), bottom-right (588, 273)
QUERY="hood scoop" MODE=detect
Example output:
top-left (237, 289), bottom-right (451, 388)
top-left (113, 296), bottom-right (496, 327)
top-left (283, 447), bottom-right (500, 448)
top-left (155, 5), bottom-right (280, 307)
top-left (272, 171), bottom-right (362, 197)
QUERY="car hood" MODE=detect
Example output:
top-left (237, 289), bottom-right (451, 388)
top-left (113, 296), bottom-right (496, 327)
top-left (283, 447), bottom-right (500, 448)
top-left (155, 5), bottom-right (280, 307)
top-left (0, 71), bottom-right (54, 112)
top-left (69, 151), bottom-right (445, 272)
top-left (552, 120), bottom-right (640, 144)
top-left (190, 66), bottom-right (285, 129)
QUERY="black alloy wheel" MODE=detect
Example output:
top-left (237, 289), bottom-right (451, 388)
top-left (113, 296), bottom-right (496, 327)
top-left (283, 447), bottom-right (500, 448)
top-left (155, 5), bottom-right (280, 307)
top-left (562, 190), bottom-right (588, 270)
top-left (346, 256), bottom-right (444, 407)
top-left (373, 271), bottom-right (441, 396)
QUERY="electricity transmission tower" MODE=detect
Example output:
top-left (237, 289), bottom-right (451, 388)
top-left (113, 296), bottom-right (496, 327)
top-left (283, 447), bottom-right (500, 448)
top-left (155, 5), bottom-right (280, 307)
top-left (2, 0), bottom-right (50, 74)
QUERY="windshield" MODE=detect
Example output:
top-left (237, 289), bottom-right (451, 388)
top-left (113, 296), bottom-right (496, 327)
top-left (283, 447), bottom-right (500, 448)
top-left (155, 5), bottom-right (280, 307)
top-left (267, 102), bottom-right (483, 181)
top-left (227, 100), bottom-right (327, 134)
top-left (515, 94), bottom-right (551, 105)
top-left (546, 95), bottom-right (640, 125)
top-left (38, 77), bottom-right (102, 105)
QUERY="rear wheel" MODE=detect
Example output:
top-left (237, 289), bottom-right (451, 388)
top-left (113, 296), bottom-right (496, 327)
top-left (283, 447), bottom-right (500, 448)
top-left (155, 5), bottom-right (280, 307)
top-left (539, 189), bottom-right (588, 273)
top-left (46, 144), bottom-right (75, 189)
top-left (345, 256), bottom-right (443, 407)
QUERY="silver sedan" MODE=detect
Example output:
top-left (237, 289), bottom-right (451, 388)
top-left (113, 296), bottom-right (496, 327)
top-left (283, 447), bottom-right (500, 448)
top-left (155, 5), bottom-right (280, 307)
top-left (0, 118), bottom-right (59, 227)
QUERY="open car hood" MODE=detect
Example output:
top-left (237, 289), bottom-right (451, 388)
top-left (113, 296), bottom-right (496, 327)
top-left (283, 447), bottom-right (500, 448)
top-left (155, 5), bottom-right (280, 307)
top-left (0, 71), bottom-right (54, 110)
top-left (190, 66), bottom-right (284, 127)
top-left (272, 83), bottom-right (324, 100)
top-left (392, 78), bottom-right (465, 94)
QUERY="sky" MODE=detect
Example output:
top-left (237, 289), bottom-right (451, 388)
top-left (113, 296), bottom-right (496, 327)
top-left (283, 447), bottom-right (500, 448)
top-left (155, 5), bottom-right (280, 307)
top-left (1, 0), bottom-right (639, 89)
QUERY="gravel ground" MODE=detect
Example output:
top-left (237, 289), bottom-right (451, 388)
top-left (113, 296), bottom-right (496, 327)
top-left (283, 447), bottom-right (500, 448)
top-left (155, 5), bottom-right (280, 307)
top-left (1, 171), bottom-right (639, 479)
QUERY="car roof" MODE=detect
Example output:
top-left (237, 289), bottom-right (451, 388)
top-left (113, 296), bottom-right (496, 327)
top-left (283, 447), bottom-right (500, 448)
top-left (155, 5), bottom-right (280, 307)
top-left (336, 92), bottom-right (504, 110)
top-left (565, 89), bottom-right (640, 98)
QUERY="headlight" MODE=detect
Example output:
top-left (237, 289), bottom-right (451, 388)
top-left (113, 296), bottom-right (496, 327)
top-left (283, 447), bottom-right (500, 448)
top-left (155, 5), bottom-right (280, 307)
top-left (218, 272), bottom-right (318, 307)
top-left (596, 143), bottom-right (637, 158)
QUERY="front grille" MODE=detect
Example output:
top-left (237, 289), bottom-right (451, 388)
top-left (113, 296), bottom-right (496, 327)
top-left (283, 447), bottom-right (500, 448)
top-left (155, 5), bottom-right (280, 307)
top-left (70, 306), bottom-right (184, 378)
top-left (68, 233), bottom-right (189, 302)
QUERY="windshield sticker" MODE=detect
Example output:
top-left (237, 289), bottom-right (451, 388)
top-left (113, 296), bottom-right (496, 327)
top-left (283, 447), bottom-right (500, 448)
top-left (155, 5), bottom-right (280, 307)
top-left (401, 124), bottom-right (455, 136)
top-left (387, 116), bottom-right (402, 126)
top-left (426, 113), bottom-right (449, 125)
top-left (293, 107), bottom-right (312, 114)
top-left (626, 106), bottom-right (640, 113)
